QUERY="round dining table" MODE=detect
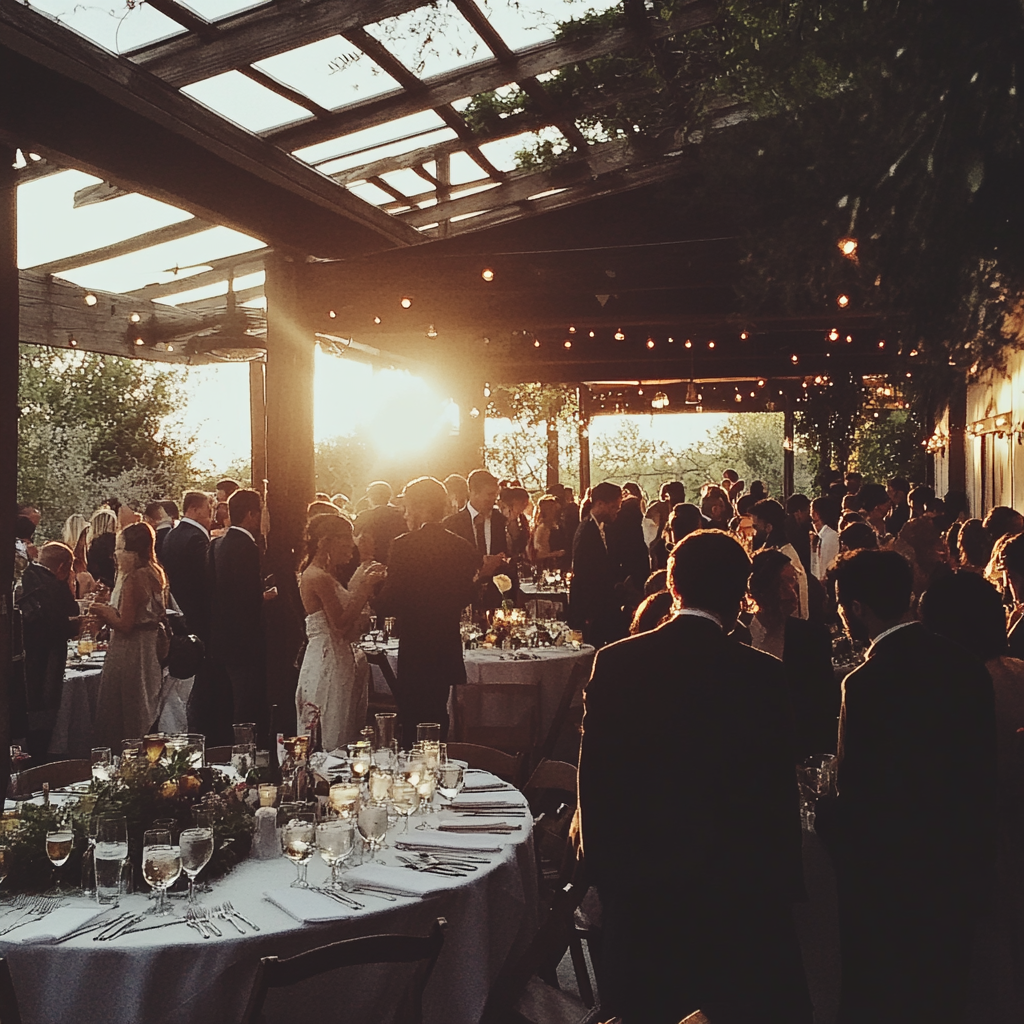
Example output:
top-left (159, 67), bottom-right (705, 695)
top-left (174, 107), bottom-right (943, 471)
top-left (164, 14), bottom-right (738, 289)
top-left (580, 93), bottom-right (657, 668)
top-left (0, 772), bottom-right (537, 1024)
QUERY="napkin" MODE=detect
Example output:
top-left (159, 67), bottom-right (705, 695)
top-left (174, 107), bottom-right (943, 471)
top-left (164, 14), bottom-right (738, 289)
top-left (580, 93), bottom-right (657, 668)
top-left (15, 906), bottom-right (111, 945)
top-left (263, 887), bottom-right (352, 924)
top-left (395, 831), bottom-right (503, 853)
top-left (344, 864), bottom-right (456, 896)
top-left (449, 791), bottom-right (526, 807)
top-left (437, 819), bottom-right (523, 834)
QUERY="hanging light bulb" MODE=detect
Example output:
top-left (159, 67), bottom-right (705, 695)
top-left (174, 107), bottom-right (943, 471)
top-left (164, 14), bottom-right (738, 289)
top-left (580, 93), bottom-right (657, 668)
top-left (568, 325), bottom-right (576, 334)
top-left (740, 331), bottom-right (749, 340)
top-left (684, 339), bottom-right (692, 349)
top-left (589, 331), bottom-right (595, 338)
top-left (735, 392), bottom-right (742, 402)
top-left (426, 324), bottom-right (438, 338)
top-left (757, 378), bottom-right (766, 387)
top-left (481, 268), bottom-right (495, 282)
top-left (373, 316), bottom-right (381, 324)
top-left (564, 339), bottom-right (572, 348)
top-left (878, 340), bottom-right (885, 349)
top-left (328, 310), bottom-right (337, 318)
top-left (828, 328), bottom-right (840, 342)
top-left (646, 337), bottom-right (655, 349)
top-left (791, 353), bottom-right (799, 364)
top-left (130, 312), bottom-right (141, 323)
top-left (846, 335), bottom-right (853, 343)
top-left (708, 340), bottom-right (716, 349)
top-left (837, 294), bottom-right (850, 308)
top-left (469, 407), bottom-right (480, 418)
top-left (483, 385), bottom-right (491, 398)
top-left (651, 391), bottom-right (669, 410)
top-left (533, 338), bottom-right (541, 348)
top-left (838, 237), bottom-right (858, 257)
top-left (83, 293), bottom-right (97, 307)
top-left (400, 296), bottom-right (412, 308)
top-left (614, 329), bottom-right (625, 341)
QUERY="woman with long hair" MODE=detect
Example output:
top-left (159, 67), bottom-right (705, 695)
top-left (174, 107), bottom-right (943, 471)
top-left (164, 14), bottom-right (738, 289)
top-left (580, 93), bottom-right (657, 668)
top-left (62, 513), bottom-right (95, 597)
top-left (85, 507), bottom-right (118, 589)
top-left (295, 515), bottom-right (385, 750)
top-left (91, 522), bottom-right (168, 747)
top-left (530, 495), bottom-right (566, 567)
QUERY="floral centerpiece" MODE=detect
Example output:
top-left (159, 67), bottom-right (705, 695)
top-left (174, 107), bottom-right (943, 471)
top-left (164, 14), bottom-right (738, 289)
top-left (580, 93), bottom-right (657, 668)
top-left (1, 747), bottom-right (254, 893)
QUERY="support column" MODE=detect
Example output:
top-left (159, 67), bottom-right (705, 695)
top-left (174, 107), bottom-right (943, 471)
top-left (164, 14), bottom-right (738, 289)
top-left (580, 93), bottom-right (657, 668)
top-left (578, 386), bottom-right (591, 495)
top-left (263, 255), bottom-right (315, 730)
top-left (783, 396), bottom-right (795, 500)
top-left (948, 373), bottom-right (967, 499)
top-left (248, 358), bottom-right (267, 496)
top-left (545, 406), bottom-right (560, 491)
top-left (0, 149), bottom-right (18, 797)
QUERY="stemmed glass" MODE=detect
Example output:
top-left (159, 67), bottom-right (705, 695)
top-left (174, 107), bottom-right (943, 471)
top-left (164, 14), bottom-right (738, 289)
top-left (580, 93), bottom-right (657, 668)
top-left (45, 827), bottom-right (74, 890)
top-left (91, 747), bottom-right (112, 783)
top-left (281, 814), bottom-right (316, 888)
top-left (357, 803), bottom-right (388, 857)
top-left (329, 782), bottom-right (360, 819)
top-left (349, 742), bottom-right (372, 783)
top-left (179, 811), bottom-right (214, 907)
top-left (437, 762), bottom-right (465, 803)
top-left (391, 780), bottom-right (420, 833)
top-left (142, 828), bottom-right (181, 916)
top-left (316, 819), bottom-right (355, 889)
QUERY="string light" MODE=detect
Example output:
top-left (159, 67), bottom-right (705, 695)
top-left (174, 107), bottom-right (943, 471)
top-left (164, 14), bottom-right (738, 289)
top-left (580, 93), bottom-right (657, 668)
top-left (373, 316), bottom-right (381, 324)
top-left (481, 268), bottom-right (494, 282)
top-left (533, 339), bottom-right (541, 348)
top-left (166, 344), bottom-right (174, 352)
top-left (637, 388), bottom-right (644, 396)
top-left (878, 340), bottom-right (885, 348)
top-left (740, 331), bottom-right (749, 340)
top-left (83, 293), bottom-right (97, 307)
top-left (828, 328), bottom-right (840, 342)
top-left (130, 312), bottom-right (141, 323)
top-left (568, 325), bottom-right (576, 334)
top-left (838, 237), bottom-right (858, 257)
top-left (791, 353), bottom-right (799, 364)
top-left (134, 337), bottom-right (144, 346)
top-left (564, 339), bottom-right (572, 348)
top-left (426, 324), bottom-right (438, 338)
top-left (668, 336), bottom-right (675, 343)
top-left (328, 310), bottom-right (336, 318)
top-left (469, 407), bottom-right (480, 418)
top-left (758, 379), bottom-right (765, 387)
top-left (614, 329), bottom-right (625, 341)
top-left (837, 294), bottom-right (850, 308)
top-left (846, 335), bottom-right (853, 343)
top-left (684, 339), bottom-right (692, 349)
top-left (68, 337), bottom-right (77, 347)
top-left (483, 384), bottom-right (490, 397)
top-left (735, 393), bottom-right (742, 402)
top-left (708, 340), bottom-right (716, 349)
top-left (910, 348), bottom-right (919, 357)
top-left (646, 337), bottom-right (655, 349)
top-left (400, 296), bottom-right (412, 308)
top-left (589, 331), bottom-right (595, 338)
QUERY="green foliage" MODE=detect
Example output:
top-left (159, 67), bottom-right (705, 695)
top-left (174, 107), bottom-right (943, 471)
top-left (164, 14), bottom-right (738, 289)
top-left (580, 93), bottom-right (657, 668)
top-left (314, 433), bottom-right (374, 499)
top-left (851, 410), bottom-right (928, 485)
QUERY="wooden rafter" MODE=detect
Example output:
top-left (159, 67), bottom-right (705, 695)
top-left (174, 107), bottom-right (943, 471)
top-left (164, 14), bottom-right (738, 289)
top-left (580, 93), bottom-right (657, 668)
top-left (266, 2), bottom-right (716, 150)
top-left (130, 251), bottom-right (268, 302)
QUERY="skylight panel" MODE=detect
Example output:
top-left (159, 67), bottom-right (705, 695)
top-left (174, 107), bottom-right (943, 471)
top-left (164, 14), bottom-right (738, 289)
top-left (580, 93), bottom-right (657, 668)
top-left (254, 36), bottom-right (399, 112)
top-left (449, 151), bottom-right (486, 185)
top-left (476, 0), bottom-right (621, 52)
top-left (315, 129), bottom-right (458, 177)
top-left (154, 270), bottom-right (266, 307)
top-left (346, 182), bottom-right (399, 207)
top-left (477, 127), bottom-right (568, 171)
top-left (182, 72), bottom-right (311, 133)
top-left (378, 169), bottom-right (432, 197)
top-left (177, 0), bottom-right (270, 22)
top-left (364, 0), bottom-right (488, 79)
top-left (26, 0), bottom-right (184, 53)
top-left (293, 111), bottom-right (450, 167)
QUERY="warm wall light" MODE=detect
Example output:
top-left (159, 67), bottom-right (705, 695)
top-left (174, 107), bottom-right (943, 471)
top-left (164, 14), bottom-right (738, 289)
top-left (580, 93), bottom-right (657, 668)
top-left (481, 268), bottom-right (494, 282)
top-left (83, 293), bottom-right (97, 307)
top-left (400, 296), bottom-right (412, 308)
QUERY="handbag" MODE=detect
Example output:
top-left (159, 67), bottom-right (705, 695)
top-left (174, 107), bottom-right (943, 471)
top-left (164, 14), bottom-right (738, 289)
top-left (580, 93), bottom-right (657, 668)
top-left (167, 633), bottom-right (205, 679)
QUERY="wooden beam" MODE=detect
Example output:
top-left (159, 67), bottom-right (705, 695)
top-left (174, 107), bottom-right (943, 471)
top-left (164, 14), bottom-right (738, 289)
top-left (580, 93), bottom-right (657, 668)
top-left (73, 180), bottom-right (129, 208)
top-left (266, 1), bottom-right (717, 150)
top-left (249, 358), bottom-right (267, 493)
top-left (26, 218), bottom-right (215, 276)
top-left (131, 252), bottom-right (268, 301)
top-left (239, 67), bottom-right (331, 119)
top-left (174, 284), bottom-right (264, 311)
top-left (14, 155), bottom-right (61, 183)
top-left (0, 3), bottom-right (421, 251)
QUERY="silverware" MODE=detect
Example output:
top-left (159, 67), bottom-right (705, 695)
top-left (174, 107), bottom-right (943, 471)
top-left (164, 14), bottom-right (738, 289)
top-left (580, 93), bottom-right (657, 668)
top-left (396, 856), bottom-right (466, 876)
top-left (0, 897), bottom-right (63, 937)
top-left (411, 853), bottom-right (479, 871)
top-left (346, 886), bottom-right (397, 902)
top-left (214, 905), bottom-right (244, 934)
top-left (51, 906), bottom-right (122, 944)
top-left (199, 907), bottom-right (222, 937)
top-left (120, 918), bottom-right (190, 936)
top-left (222, 900), bottom-right (259, 932)
top-left (185, 907), bottom-right (209, 939)
top-left (95, 913), bottom-right (142, 941)
top-left (395, 843), bottom-right (492, 861)
top-left (312, 886), bottom-right (364, 910)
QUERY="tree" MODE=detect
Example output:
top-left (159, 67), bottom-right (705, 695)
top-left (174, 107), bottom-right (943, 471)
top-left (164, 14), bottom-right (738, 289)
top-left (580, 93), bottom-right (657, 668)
top-left (852, 410), bottom-right (928, 486)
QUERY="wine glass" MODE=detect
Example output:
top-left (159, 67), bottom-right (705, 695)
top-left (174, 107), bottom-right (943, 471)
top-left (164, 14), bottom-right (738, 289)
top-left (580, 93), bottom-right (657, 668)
top-left (143, 733), bottom-right (166, 764)
top-left (45, 827), bottom-right (74, 890)
top-left (415, 770), bottom-right (437, 814)
top-left (142, 829), bottom-right (181, 916)
top-left (437, 762), bottom-right (465, 802)
top-left (368, 767), bottom-right (393, 805)
top-left (329, 782), bottom-right (360, 819)
top-left (179, 825), bottom-right (214, 906)
top-left (349, 742), bottom-right (371, 782)
top-left (316, 819), bottom-right (355, 889)
top-left (357, 803), bottom-right (388, 857)
top-left (281, 814), bottom-right (316, 888)
top-left (91, 747), bottom-right (112, 783)
top-left (391, 780), bottom-right (420, 833)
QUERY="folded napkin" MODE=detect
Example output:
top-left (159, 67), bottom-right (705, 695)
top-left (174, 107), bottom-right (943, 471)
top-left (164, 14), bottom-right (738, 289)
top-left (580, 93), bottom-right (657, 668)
top-left (450, 791), bottom-right (526, 807)
top-left (15, 906), bottom-right (110, 945)
top-left (344, 864), bottom-right (457, 897)
top-left (395, 832), bottom-right (503, 853)
top-left (263, 887), bottom-right (352, 924)
top-left (437, 820), bottom-right (523, 834)
top-left (461, 781), bottom-right (514, 793)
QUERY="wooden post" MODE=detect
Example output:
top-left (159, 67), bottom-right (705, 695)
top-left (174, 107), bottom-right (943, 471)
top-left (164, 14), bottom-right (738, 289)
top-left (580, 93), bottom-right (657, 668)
top-left (263, 255), bottom-right (315, 730)
top-left (545, 411), bottom-right (560, 491)
top-left (578, 386), bottom-right (591, 495)
top-left (436, 152), bottom-right (451, 240)
top-left (948, 373), bottom-right (967, 500)
top-left (248, 358), bottom-right (267, 495)
top-left (783, 396), bottom-right (795, 500)
top-left (0, 148), bottom-right (18, 798)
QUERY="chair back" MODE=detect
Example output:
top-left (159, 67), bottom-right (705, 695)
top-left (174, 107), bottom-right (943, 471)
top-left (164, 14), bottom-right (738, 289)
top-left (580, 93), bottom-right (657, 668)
top-left (0, 958), bottom-right (23, 1024)
top-left (13, 760), bottom-right (90, 797)
top-left (204, 745), bottom-right (233, 764)
top-left (535, 657), bottom-right (591, 765)
top-left (241, 918), bottom-right (446, 1024)
top-left (444, 743), bottom-right (526, 787)
top-left (365, 649), bottom-right (400, 716)
top-left (450, 681), bottom-right (540, 754)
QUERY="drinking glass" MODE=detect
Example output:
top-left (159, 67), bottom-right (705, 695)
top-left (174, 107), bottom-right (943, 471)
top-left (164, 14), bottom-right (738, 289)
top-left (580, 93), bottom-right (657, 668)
top-left (179, 826), bottom-right (214, 906)
top-left (181, 733), bottom-right (205, 769)
top-left (232, 723), bottom-right (256, 747)
top-left (348, 742), bottom-right (371, 781)
top-left (142, 828), bottom-right (181, 916)
top-left (91, 747), bottom-right (112, 783)
top-left (0, 845), bottom-right (9, 888)
top-left (384, 617), bottom-right (396, 639)
top-left (390, 780), bottom-right (420, 833)
top-left (231, 744), bottom-right (253, 776)
top-left (368, 767), bottom-right (393, 805)
top-left (143, 733), bottom-right (166, 764)
top-left (121, 738), bottom-right (142, 764)
top-left (357, 803), bottom-right (388, 856)
top-left (316, 819), bottom-right (355, 888)
top-left (416, 723), bottom-right (441, 745)
top-left (281, 814), bottom-right (316, 888)
top-left (401, 756), bottom-right (426, 788)
top-left (81, 814), bottom-right (99, 894)
top-left (437, 762), bottom-right (465, 802)
top-left (95, 816), bottom-right (128, 905)
top-left (328, 781), bottom-right (360, 818)
top-left (415, 771), bottom-right (436, 813)
top-left (45, 828), bottom-right (74, 889)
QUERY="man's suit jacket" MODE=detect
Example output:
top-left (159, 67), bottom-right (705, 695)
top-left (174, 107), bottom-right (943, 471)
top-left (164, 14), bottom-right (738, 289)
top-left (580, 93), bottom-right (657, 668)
top-left (160, 520), bottom-right (211, 640)
top-left (353, 503), bottom-right (408, 565)
top-left (568, 517), bottom-right (625, 647)
top-left (373, 523), bottom-right (479, 698)
top-left (605, 496), bottom-right (650, 591)
top-left (782, 616), bottom-right (840, 757)
top-left (442, 506), bottom-right (512, 608)
top-left (208, 527), bottom-right (264, 667)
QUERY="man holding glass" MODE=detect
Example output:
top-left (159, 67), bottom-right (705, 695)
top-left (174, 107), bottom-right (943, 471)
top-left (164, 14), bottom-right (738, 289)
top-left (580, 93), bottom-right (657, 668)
top-left (578, 529), bottom-right (811, 1024)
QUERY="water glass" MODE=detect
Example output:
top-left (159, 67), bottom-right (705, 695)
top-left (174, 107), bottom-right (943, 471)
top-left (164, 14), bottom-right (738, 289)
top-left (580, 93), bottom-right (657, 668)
top-left (368, 767), bottom-right (393, 805)
top-left (348, 742), bottom-right (371, 781)
top-left (357, 803), bottom-right (388, 856)
top-left (329, 782), bottom-right (360, 818)
top-left (231, 744), bottom-right (254, 776)
top-left (391, 780), bottom-right (419, 833)
top-left (232, 723), bottom-right (257, 748)
top-left (95, 816), bottom-right (128, 904)
top-left (281, 814), bottom-right (316, 888)
top-left (416, 723), bottom-right (441, 745)
top-left (121, 738), bottom-right (142, 763)
top-left (179, 826), bottom-right (214, 906)
top-left (316, 819), bottom-right (355, 888)
top-left (437, 762), bottom-right (464, 802)
top-left (45, 828), bottom-right (74, 888)
top-left (91, 747), bottom-right (112, 783)
top-left (142, 828), bottom-right (181, 916)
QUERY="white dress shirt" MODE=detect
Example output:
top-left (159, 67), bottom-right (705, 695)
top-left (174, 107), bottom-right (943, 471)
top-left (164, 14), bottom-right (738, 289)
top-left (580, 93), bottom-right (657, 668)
top-left (812, 524), bottom-right (840, 580)
top-left (466, 503), bottom-right (492, 553)
top-left (179, 516), bottom-right (210, 540)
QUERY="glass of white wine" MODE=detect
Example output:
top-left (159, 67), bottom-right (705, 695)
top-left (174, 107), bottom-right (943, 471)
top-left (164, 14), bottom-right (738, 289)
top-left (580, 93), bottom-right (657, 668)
top-left (316, 819), bottom-right (355, 889)
top-left (178, 827), bottom-right (214, 906)
top-left (45, 828), bottom-right (74, 890)
top-left (390, 780), bottom-right (420, 833)
top-left (142, 828), bottom-right (182, 916)
top-left (281, 814), bottom-right (316, 888)
top-left (357, 803), bottom-right (388, 857)
top-left (437, 762), bottom-right (465, 802)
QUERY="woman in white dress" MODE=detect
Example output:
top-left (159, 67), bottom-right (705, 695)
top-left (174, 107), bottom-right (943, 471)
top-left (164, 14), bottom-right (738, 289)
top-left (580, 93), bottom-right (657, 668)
top-left (296, 515), bottom-right (385, 751)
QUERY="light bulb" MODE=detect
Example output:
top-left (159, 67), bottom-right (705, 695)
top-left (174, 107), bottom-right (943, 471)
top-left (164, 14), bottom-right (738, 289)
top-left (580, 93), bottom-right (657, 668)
top-left (400, 296), bottom-right (412, 308)
top-left (469, 407), bottom-right (480, 418)
top-left (735, 393), bottom-right (742, 402)
top-left (838, 237), bottom-right (858, 257)
top-left (134, 337), bottom-right (144, 346)
top-left (740, 331), bottom-right (749, 340)
top-left (481, 268), bottom-right (494, 282)
top-left (589, 331), bottom-right (595, 338)
top-left (757, 379), bottom-right (765, 387)
top-left (614, 329), bottom-right (625, 341)
top-left (328, 310), bottom-right (336, 318)
top-left (646, 338), bottom-right (655, 349)
top-left (564, 339), bottom-right (572, 348)
top-left (791, 354), bottom-right (799, 364)
top-left (568, 325), bottom-right (576, 334)
top-left (878, 340), bottom-right (885, 349)
top-left (708, 340), bottom-right (715, 349)
top-left (83, 293), bottom-right (97, 307)
top-left (426, 324), bottom-right (438, 338)
top-left (373, 316), bottom-right (381, 324)
top-left (846, 335), bottom-right (853, 343)
top-left (684, 339), bottom-right (692, 349)
top-left (837, 294), bottom-right (850, 308)
top-left (828, 328), bottom-right (840, 342)
top-left (130, 312), bottom-right (141, 323)
top-left (533, 339), bottom-right (540, 348)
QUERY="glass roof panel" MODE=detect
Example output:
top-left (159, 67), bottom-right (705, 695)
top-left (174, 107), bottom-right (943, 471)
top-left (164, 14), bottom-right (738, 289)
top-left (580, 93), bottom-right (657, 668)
top-left (26, 0), bottom-right (184, 53)
top-left (378, 168), bottom-right (432, 197)
top-left (477, 0), bottom-right (622, 52)
top-left (177, 0), bottom-right (271, 22)
top-left (155, 269), bottom-right (266, 307)
top-left (255, 36), bottom-right (399, 112)
top-left (182, 72), bottom-right (311, 132)
top-left (17, 170), bottom-right (194, 270)
top-left (294, 112), bottom-right (450, 166)
top-left (449, 151), bottom-right (486, 185)
top-left (53, 227), bottom-right (266, 294)
top-left (346, 182), bottom-right (398, 207)
top-left (477, 127), bottom-right (568, 171)
top-left (364, 0), bottom-right (488, 79)
top-left (315, 128), bottom-right (458, 176)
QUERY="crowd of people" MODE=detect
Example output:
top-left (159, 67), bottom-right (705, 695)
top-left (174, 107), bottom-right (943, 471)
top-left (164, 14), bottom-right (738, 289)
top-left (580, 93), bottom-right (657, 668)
top-left (14, 464), bottom-right (1024, 1021)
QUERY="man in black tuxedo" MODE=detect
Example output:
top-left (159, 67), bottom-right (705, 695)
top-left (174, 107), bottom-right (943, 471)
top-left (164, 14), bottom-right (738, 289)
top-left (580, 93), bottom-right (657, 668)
top-left (353, 481), bottom-right (407, 566)
top-left (818, 549), bottom-right (996, 1024)
top-left (569, 481), bottom-right (627, 648)
top-left (374, 477), bottom-right (479, 743)
top-left (578, 530), bottom-right (811, 1023)
top-left (442, 469), bottom-right (514, 610)
top-left (204, 488), bottom-right (275, 744)
top-left (161, 491), bottom-right (213, 641)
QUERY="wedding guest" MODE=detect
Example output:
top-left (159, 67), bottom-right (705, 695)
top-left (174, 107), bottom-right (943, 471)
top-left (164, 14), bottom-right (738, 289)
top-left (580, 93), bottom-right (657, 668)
top-left (560, 486), bottom-right (581, 552)
top-left (839, 520), bottom-right (878, 552)
top-left (986, 505), bottom-right (1024, 545)
top-left (18, 541), bottom-right (80, 761)
top-left (884, 476), bottom-right (910, 536)
top-left (944, 490), bottom-right (970, 524)
top-left (667, 502), bottom-right (703, 545)
top-left (499, 485), bottom-right (531, 576)
top-left (628, 588), bottom-right (672, 634)
top-left (443, 473), bottom-right (469, 515)
top-left (307, 499), bottom-right (341, 520)
top-left (954, 519), bottom-right (991, 576)
top-left (15, 516), bottom-right (37, 564)
top-left (858, 483), bottom-right (892, 541)
top-left (752, 498), bottom-right (808, 618)
top-left (819, 549), bottom-right (995, 1024)
top-left (85, 507), bottom-right (118, 589)
top-left (91, 523), bottom-right (169, 749)
top-left (700, 484), bottom-right (732, 530)
top-left (295, 516), bottom-right (385, 750)
top-left (205, 489), bottom-right (273, 744)
top-left (784, 493), bottom-right (813, 577)
top-left (748, 480), bottom-right (768, 503)
top-left (61, 514), bottom-right (88, 575)
top-left (579, 530), bottom-right (811, 1023)
top-left (530, 495), bottom-right (566, 567)
top-left (643, 499), bottom-right (672, 571)
top-left (659, 480), bottom-right (686, 506)
top-left (17, 503), bottom-right (40, 528)
top-left (607, 485), bottom-right (650, 600)
top-left (569, 481), bottom-right (627, 648)
top-left (373, 477), bottom-right (478, 743)
top-left (211, 500), bottom-right (230, 538)
top-left (896, 515), bottom-right (951, 596)
top-left (161, 491), bottom-right (213, 641)
top-left (353, 481), bottom-right (407, 565)
top-left (1001, 534), bottom-right (1024, 661)
top-left (844, 471), bottom-right (863, 499)
top-left (810, 496), bottom-right (841, 580)
top-left (748, 549), bottom-right (838, 755)
top-left (144, 501), bottom-right (173, 561)
top-left (908, 484), bottom-right (935, 519)
top-left (215, 478), bottom-right (240, 504)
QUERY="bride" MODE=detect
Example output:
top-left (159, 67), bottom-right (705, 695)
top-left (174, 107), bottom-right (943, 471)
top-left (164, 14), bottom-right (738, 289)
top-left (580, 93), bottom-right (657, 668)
top-left (296, 514), bottom-right (385, 750)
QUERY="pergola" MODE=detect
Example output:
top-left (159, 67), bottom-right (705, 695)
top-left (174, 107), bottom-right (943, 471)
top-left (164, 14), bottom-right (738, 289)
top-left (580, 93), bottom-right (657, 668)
top-left (0, 0), bottom-right (898, 724)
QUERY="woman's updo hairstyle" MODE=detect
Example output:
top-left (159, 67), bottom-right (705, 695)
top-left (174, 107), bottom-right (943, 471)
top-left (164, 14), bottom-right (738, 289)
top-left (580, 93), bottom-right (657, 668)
top-left (748, 548), bottom-right (792, 613)
top-left (302, 512), bottom-right (351, 571)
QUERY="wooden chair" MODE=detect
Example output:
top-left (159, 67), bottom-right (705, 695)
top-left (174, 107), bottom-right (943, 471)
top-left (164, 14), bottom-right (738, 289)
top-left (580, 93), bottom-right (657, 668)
top-left (444, 742), bottom-right (526, 787)
top-left (0, 959), bottom-right (23, 1024)
top-left (535, 659), bottom-right (590, 766)
top-left (450, 680), bottom-right (541, 755)
top-left (205, 745), bottom-right (233, 764)
top-left (364, 648), bottom-right (400, 719)
top-left (13, 759), bottom-right (90, 797)
top-left (240, 918), bottom-right (447, 1024)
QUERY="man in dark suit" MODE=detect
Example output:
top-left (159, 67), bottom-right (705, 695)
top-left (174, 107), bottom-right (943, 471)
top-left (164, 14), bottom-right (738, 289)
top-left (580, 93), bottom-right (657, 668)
top-left (374, 477), bottom-right (479, 743)
top-left (819, 549), bottom-right (996, 1024)
top-left (353, 481), bottom-right (407, 566)
top-left (442, 469), bottom-right (514, 610)
top-left (579, 530), bottom-right (811, 1023)
top-left (160, 491), bottom-right (212, 641)
top-left (569, 481), bottom-right (627, 648)
top-left (204, 488), bottom-right (274, 744)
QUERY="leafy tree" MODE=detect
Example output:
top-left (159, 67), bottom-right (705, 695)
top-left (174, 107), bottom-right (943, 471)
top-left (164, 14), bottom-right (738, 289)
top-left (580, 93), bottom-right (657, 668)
top-left (851, 410), bottom-right (928, 486)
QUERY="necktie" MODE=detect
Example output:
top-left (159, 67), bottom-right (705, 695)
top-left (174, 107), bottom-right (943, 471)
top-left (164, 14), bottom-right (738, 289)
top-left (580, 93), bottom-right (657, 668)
top-left (475, 514), bottom-right (488, 556)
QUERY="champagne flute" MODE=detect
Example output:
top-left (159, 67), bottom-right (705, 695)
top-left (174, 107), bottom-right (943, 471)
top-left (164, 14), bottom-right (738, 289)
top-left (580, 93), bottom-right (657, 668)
top-left (142, 828), bottom-right (181, 916)
top-left (179, 827), bottom-right (214, 906)
top-left (391, 780), bottom-right (420, 833)
top-left (357, 803), bottom-right (388, 857)
top-left (281, 814), bottom-right (316, 888)
top-left (316, 819), bottom-right (355, 889)
top-left (45, 828), bottom-right (74, 890)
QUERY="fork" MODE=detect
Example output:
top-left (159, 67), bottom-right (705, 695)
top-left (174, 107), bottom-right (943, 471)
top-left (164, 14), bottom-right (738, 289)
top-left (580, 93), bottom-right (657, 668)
top-left (185, 906), bottom-right (209, 939)
top-left (222, 900), bottom-right (260, 932)
top-left (198, 906), bottom-right (221, 937)
top-left (214, 904), bottom-right (244, 934)
top-left (0, 896), bottom-right (63, 936)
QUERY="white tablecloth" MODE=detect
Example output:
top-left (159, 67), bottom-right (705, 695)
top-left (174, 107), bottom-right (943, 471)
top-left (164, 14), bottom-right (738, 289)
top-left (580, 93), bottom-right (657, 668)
top-left (0, 774), bottom-right (538, 1024)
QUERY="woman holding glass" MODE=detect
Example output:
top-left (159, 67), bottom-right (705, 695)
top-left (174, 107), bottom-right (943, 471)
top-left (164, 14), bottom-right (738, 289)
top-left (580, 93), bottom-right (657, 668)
top-left (91, 523), bottom-right (168, 749)
top-left (295, 515), bottom-right (385, 751)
